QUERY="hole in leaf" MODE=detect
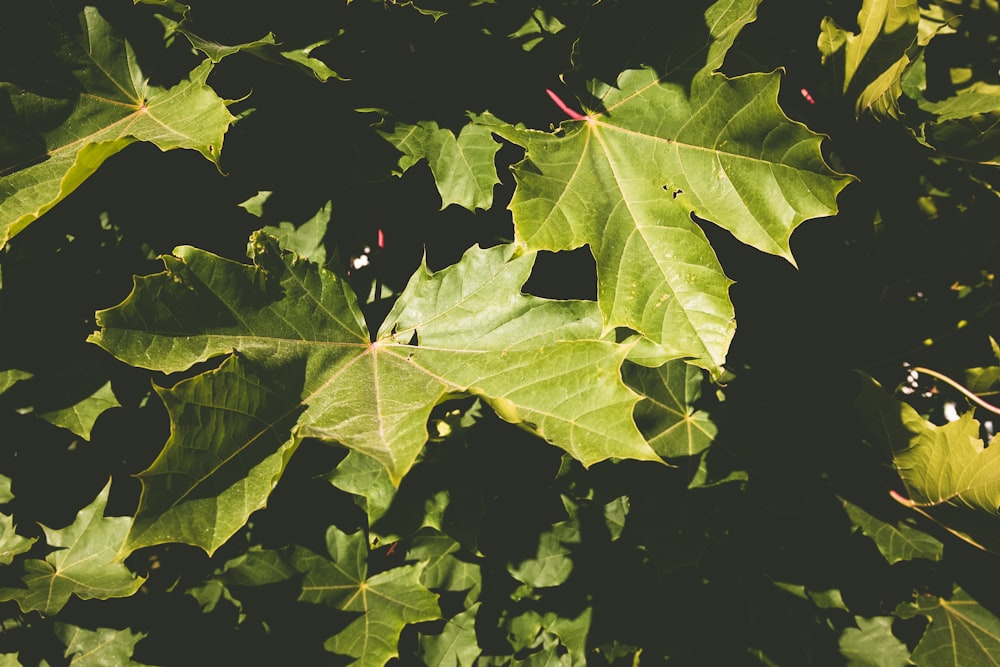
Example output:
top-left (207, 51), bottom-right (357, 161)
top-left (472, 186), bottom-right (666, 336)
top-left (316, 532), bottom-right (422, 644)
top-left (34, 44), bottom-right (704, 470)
top-left (523, 247), bottom-right (597, 301)
top-left (408, 330), bottom-right (419, 346)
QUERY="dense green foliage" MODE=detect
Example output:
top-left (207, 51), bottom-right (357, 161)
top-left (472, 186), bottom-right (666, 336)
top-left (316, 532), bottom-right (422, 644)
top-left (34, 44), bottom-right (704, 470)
top-left (1, 0), bottom-right (999, 664)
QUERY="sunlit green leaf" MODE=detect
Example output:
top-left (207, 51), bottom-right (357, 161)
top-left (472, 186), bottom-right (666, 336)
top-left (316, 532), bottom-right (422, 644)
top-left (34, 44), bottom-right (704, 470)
top-left (0, 481), bottom-right (145, 614)
top-left (371, 112), bottom-right (502, 211)
top-left (89, 234), bottom-right (659, 554)
top-left (857, 373), bottom-right (1000, 553)
top-left (0, 370), bottom-right (31, 398)
top-left (0, 7), bottom-right (234, 246)
top-left (508, 518), bottom-right (579, 590)
top-left (0, 475), bottom-right (12, 504)
top-left (483, 62), bottom-right (851, 376)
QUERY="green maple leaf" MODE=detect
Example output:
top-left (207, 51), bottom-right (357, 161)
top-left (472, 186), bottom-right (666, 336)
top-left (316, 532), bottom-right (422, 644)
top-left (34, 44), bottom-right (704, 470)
top-left (895, 585), bottom-right (1000, 666)
top-left (624, 359), bottom-right (717, 458)
top-left (89, 232), bottom-right (659, 555)
top-left (484, 63), bottom-right (851, 376)
top-left (0, 481), bottom-right (145, 615)
top-left (294, 526), bottom-right (441, 666)
top-left (0, 6), bottom-right (234, 246)
top-left (857, 374), bottom-right (1000, 553)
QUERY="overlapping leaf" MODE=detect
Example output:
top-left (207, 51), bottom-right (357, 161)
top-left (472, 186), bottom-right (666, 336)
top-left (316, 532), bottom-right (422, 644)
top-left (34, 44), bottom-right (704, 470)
top-left (0, 481), bottom-right (145, 615)
top-left (0, 7), bottom-right (234, 246)
top-left (294, 526), bottom-right (441, 665)
top-left (856, 374), bottom-right (1000, 552)
top-left (370, 112), bottom-right (502, 211)
top-left (484, 63), bottom-right (851, 375)
top-left (895, 585), bottom-right (1000, 666)
top-left (819, 0), bottom-right (920, 118)
top-left (624, 359), bottom-right (717, 458)
top-left (89, 231), bottom-right (659, 554)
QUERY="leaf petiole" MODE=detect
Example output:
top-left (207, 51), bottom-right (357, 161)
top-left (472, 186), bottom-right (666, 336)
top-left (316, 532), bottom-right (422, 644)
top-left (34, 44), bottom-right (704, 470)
top-left (545, 88), bottom-right (587, 121)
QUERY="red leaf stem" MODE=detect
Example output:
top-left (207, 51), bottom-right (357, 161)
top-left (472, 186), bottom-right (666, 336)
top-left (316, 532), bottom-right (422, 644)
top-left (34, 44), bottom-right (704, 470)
top-left (546, 89), bottom-right (586, 121)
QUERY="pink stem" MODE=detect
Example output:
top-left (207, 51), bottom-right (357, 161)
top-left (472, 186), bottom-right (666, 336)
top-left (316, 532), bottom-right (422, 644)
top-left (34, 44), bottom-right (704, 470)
top-left (546, 89), bottom-right (586, 121)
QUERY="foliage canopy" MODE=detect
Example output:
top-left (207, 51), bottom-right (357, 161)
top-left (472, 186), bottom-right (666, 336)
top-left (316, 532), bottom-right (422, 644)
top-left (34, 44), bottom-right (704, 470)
top-left (0, 0), bottom-right (999, 664)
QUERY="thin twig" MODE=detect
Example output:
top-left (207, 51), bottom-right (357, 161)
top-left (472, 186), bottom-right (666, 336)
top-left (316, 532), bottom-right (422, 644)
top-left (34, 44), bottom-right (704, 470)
top-left (913, 366), bottom-right (1000, 416)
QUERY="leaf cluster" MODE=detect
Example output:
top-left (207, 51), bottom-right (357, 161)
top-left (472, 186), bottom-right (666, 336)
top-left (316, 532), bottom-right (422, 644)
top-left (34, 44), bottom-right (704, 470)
top-left (0, 0), bottom-right (999, 665)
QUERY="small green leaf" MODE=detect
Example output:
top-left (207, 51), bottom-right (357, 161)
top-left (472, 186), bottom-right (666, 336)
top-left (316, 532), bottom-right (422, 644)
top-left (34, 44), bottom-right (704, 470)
top-left (508, 519), bottom-right (579, 589)
top-left (624, 359), bottom-right (717, 458)
top-left (0, 481), bottom-right (145, 615)
top-left (238, 191), bottom-right (273, 218)
top-left (0, 370), bottom-right (31, 398)
top-left (294, 526), bottom-right (441, 666)
top-left (895, 585), bottom-right (1000, 666)
top-left (0, 512), bottom-right (36, 566)
top-left (838, 616), bottom-right (911, 667)
top-left (261, 200), bottom-right (330, 264)
top-left (407, 531), bottom-right (481, 602)
top-left (507, 9), bottom-right (565, 52)
top-left (35, 379), bottom-right (118, 441)
top-left (0, 475), bottom-right (12, 504)
top-left (840, 497), bottom-right (943, 564)
top-left (327, 450), bottom-right (397, 535)
top-left (372, 112), bottom-right (502, 211)
top-left (54, 623), bottom-right (150, 667)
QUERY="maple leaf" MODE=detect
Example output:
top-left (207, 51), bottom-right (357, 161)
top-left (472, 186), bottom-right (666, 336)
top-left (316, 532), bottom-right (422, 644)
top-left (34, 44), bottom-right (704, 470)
top-left (0, 481), bottom-right (145, 615)
top-left (89, 232), bottom-right (660, 555)
top-left (0, 6), bottom-right (234, 246)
